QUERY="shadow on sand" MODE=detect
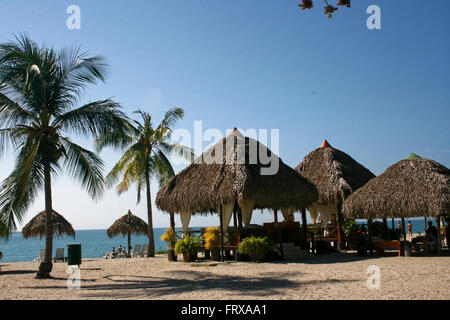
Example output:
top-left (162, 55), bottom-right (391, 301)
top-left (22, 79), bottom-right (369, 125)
top-left (19, 269), bottom-right (359, 299)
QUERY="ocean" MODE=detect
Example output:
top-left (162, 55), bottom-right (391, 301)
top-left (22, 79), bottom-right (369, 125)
top-left (0, 228), bottom-right (175, 263)
top-left (0, 218), bottom-right (437, 263)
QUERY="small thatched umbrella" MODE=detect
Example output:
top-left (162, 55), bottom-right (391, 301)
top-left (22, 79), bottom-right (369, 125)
top-left (107, 210), bottom-right (149, 255)
top-left (295, 140), bottom-right (375, 249)
top-left (22, 210), bottom-right (76, 240)
top-left (342, 157), bottom-right (450, 253)
top-left (156, 128), bottom-right (318, 260)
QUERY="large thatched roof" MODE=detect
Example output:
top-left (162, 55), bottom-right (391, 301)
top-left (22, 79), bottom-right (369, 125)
top-left (342, 158), bottom-right (450, 219)
top-left (156, 129), bottom-right (318, 214)
top-left (295, 140), bottom-right (375, 206)
top-left (107, 210), bottom-right (149, 238)
top-left (22, 210), bottom-right (75, 240)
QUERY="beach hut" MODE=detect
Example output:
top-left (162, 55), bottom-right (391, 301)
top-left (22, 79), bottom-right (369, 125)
top-left (22, 210), bottom-right (76, 240)
top-left (295, 140), bottom-right (375, 250)
top-left (156, 128), bottom-right (318, 260)
top-left (107, 210), bottom-right (149, 255)
top-left (342, 156), bottom-right (450, 254)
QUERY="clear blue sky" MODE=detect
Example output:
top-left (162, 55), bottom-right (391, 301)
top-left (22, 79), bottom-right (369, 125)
top-left (0, 0), bottom-right (449, 229)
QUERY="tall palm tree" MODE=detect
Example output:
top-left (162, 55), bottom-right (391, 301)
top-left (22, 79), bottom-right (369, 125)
top-left (0, 220), bottom-right (7, 239)
top-left (0, 35), bottom-right (130, 278)
top-left (97, 108), bottom-right (193, 257)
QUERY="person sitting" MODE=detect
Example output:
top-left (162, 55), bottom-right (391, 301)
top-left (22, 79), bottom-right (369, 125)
top-left (425, 221), bottom-right (438, 251)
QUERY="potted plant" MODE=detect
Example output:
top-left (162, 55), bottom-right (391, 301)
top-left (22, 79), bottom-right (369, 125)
top-left (343, 220), bottom-right (368, 256)
top-left (203, 227), bottom-right (221, 261)
top-left (161, 228), bottom-right (177, 261)
top-left (175, 235), bottom-right (201, 262)
top-left (237, 236), bottom-right (274, 263)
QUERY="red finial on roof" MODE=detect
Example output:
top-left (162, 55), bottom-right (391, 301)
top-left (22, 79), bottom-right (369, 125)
top-left (321, 139), bottom-right (331, 148)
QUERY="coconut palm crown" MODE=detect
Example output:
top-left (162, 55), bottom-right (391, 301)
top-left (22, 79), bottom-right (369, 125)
top-left (96, 108), bottom-right (194, 257)
top-left (0, 34), bottom-right (130, 278)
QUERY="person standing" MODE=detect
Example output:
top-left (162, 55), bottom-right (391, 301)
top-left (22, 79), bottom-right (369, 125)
top-left (407, 221), bottom-right (413, 238)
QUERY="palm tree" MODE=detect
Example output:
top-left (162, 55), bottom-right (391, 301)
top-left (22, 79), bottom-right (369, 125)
top-left (0, 35), bottom-right (130, 278)
top-left (97, 108), bottom-right (193, 257)
top-left (0, 220), bottom-right (7, 239)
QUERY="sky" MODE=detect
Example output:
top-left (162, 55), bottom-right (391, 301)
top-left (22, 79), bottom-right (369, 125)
top-left (0, 0), bottom-right (449, 230)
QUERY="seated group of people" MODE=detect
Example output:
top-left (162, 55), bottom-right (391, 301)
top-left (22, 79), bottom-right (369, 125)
top-left (411, 221), bottom-right (439, 251)
top-left (104, 245), bottom-right (129, 259)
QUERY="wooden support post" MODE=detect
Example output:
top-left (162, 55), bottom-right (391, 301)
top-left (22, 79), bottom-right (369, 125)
top-left (219, 204), bottom-right (224, 262)
top-left (367, 219), bottom-right (374, 256)
top-left (301, 208), bottom-right (308, 250)
top-left (128, 232), bottom-right (131, 256)
top-left (383, 218), bottom-right (388, 238)
top-left (401, 217), bottom-right (407, 241)
top-left (392, 218), bottom-right (395, 230)
top-left (170, 212), bottom-right (175, 231)
top-left (273, 209), bottom-right (278, 223)
top-left (436, 216), bottom-right (441, 255)
top-left (336, 204), bottom-right (345, 252)
top-left (424, 216), bottom-right (427, 234)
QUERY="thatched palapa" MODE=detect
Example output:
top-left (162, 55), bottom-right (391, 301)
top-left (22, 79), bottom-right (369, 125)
top-left (156, 128), bottom-right (318, 229)
top-left (295, 140), bottom-right (375, 208)
top-left (295, 140), bottom-right (374, 248)
top-left (22, 210), bottom-right (75, 240)
top-left (107, 210), bottom-right (148, 255)
top-left (342, 157), bottom-right (450, 220)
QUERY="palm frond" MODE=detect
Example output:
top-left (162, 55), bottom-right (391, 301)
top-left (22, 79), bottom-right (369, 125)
top-left (0, 137), bottom-right (44, 231)
top-left (54, 99), bottom-right (130, 138)
top-left (157, 142), bottom-right (195, 164)
top-left (60, 138), bottom-right (105, 200)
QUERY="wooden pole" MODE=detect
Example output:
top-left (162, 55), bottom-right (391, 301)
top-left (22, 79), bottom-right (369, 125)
top-left (392, 218), bottom-right (395, 230)
top-left (336, 204), bottom-right (345, 251)
top-left (367, 219), bottom-right (374, 256)
top-left (383, 218), bottom-right (388, 238)
top-left (436, 216), bottom-right (441, 255)
top-left (401, 217), bottom-right (407, 241)
top-left (128, 232), bottom-right (131, 256)
top-left (301, 208), bottom-right (308, 250)
top-left (424, 216), bottom-right (427, 234)
top-left (170, 212), bottom-right (175, 231)
top-left (219, 204), bottom-right (224, 262)
top-left (273, 209), bottom-right (278, 223)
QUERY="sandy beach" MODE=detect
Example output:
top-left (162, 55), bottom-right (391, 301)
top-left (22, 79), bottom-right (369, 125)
top-left (1, 253), bottom-right (448, 300)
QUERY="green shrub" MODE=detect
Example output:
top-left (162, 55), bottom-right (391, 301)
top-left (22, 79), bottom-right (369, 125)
top-left (237, 236), bottom-right (274, 262)
top-left (174, 235), bottom-right (201, 255)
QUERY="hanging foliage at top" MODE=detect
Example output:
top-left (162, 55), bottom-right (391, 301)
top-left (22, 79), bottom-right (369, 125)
top-left (298, 0), bottom-right (351, 18)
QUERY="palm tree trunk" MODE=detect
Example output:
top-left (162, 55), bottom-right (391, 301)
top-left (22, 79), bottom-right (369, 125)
top-left (145, 170), bottom-right (155, 257)
top-left (36, 162), bottom-right (53, 279)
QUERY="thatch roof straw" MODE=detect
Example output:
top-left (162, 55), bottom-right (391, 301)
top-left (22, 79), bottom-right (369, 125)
top-left (107, 210), bottom-right (149, 238)
top-left (22, 210), bottom-right (75, 240)
top-left (156, 129), bottom-right (318, 214)
top-left (343, 158), bottom-right (450, 219)
top-left (295, 140), bottom-right (375, 206)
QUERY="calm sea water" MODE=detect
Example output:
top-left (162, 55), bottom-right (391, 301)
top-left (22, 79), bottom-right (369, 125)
top-left (0, 228), bottom-right (177, 263)
top-left (0, 218), bottom-right (436, 263)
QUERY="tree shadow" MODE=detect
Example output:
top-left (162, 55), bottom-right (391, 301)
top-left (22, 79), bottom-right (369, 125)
top-left (0, 269), bottom-right (36, 275)
top-left (19, 269), bottom-right (358, 299)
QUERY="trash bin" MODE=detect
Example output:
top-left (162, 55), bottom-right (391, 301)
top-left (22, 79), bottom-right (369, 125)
top-left (67, 244), bottom-right (82, 266)
top-left (402, 242), bottom-right (412, 257)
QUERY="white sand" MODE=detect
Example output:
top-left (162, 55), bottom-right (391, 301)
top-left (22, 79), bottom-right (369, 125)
top-left (0, 253), bottom-right (449, 300)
